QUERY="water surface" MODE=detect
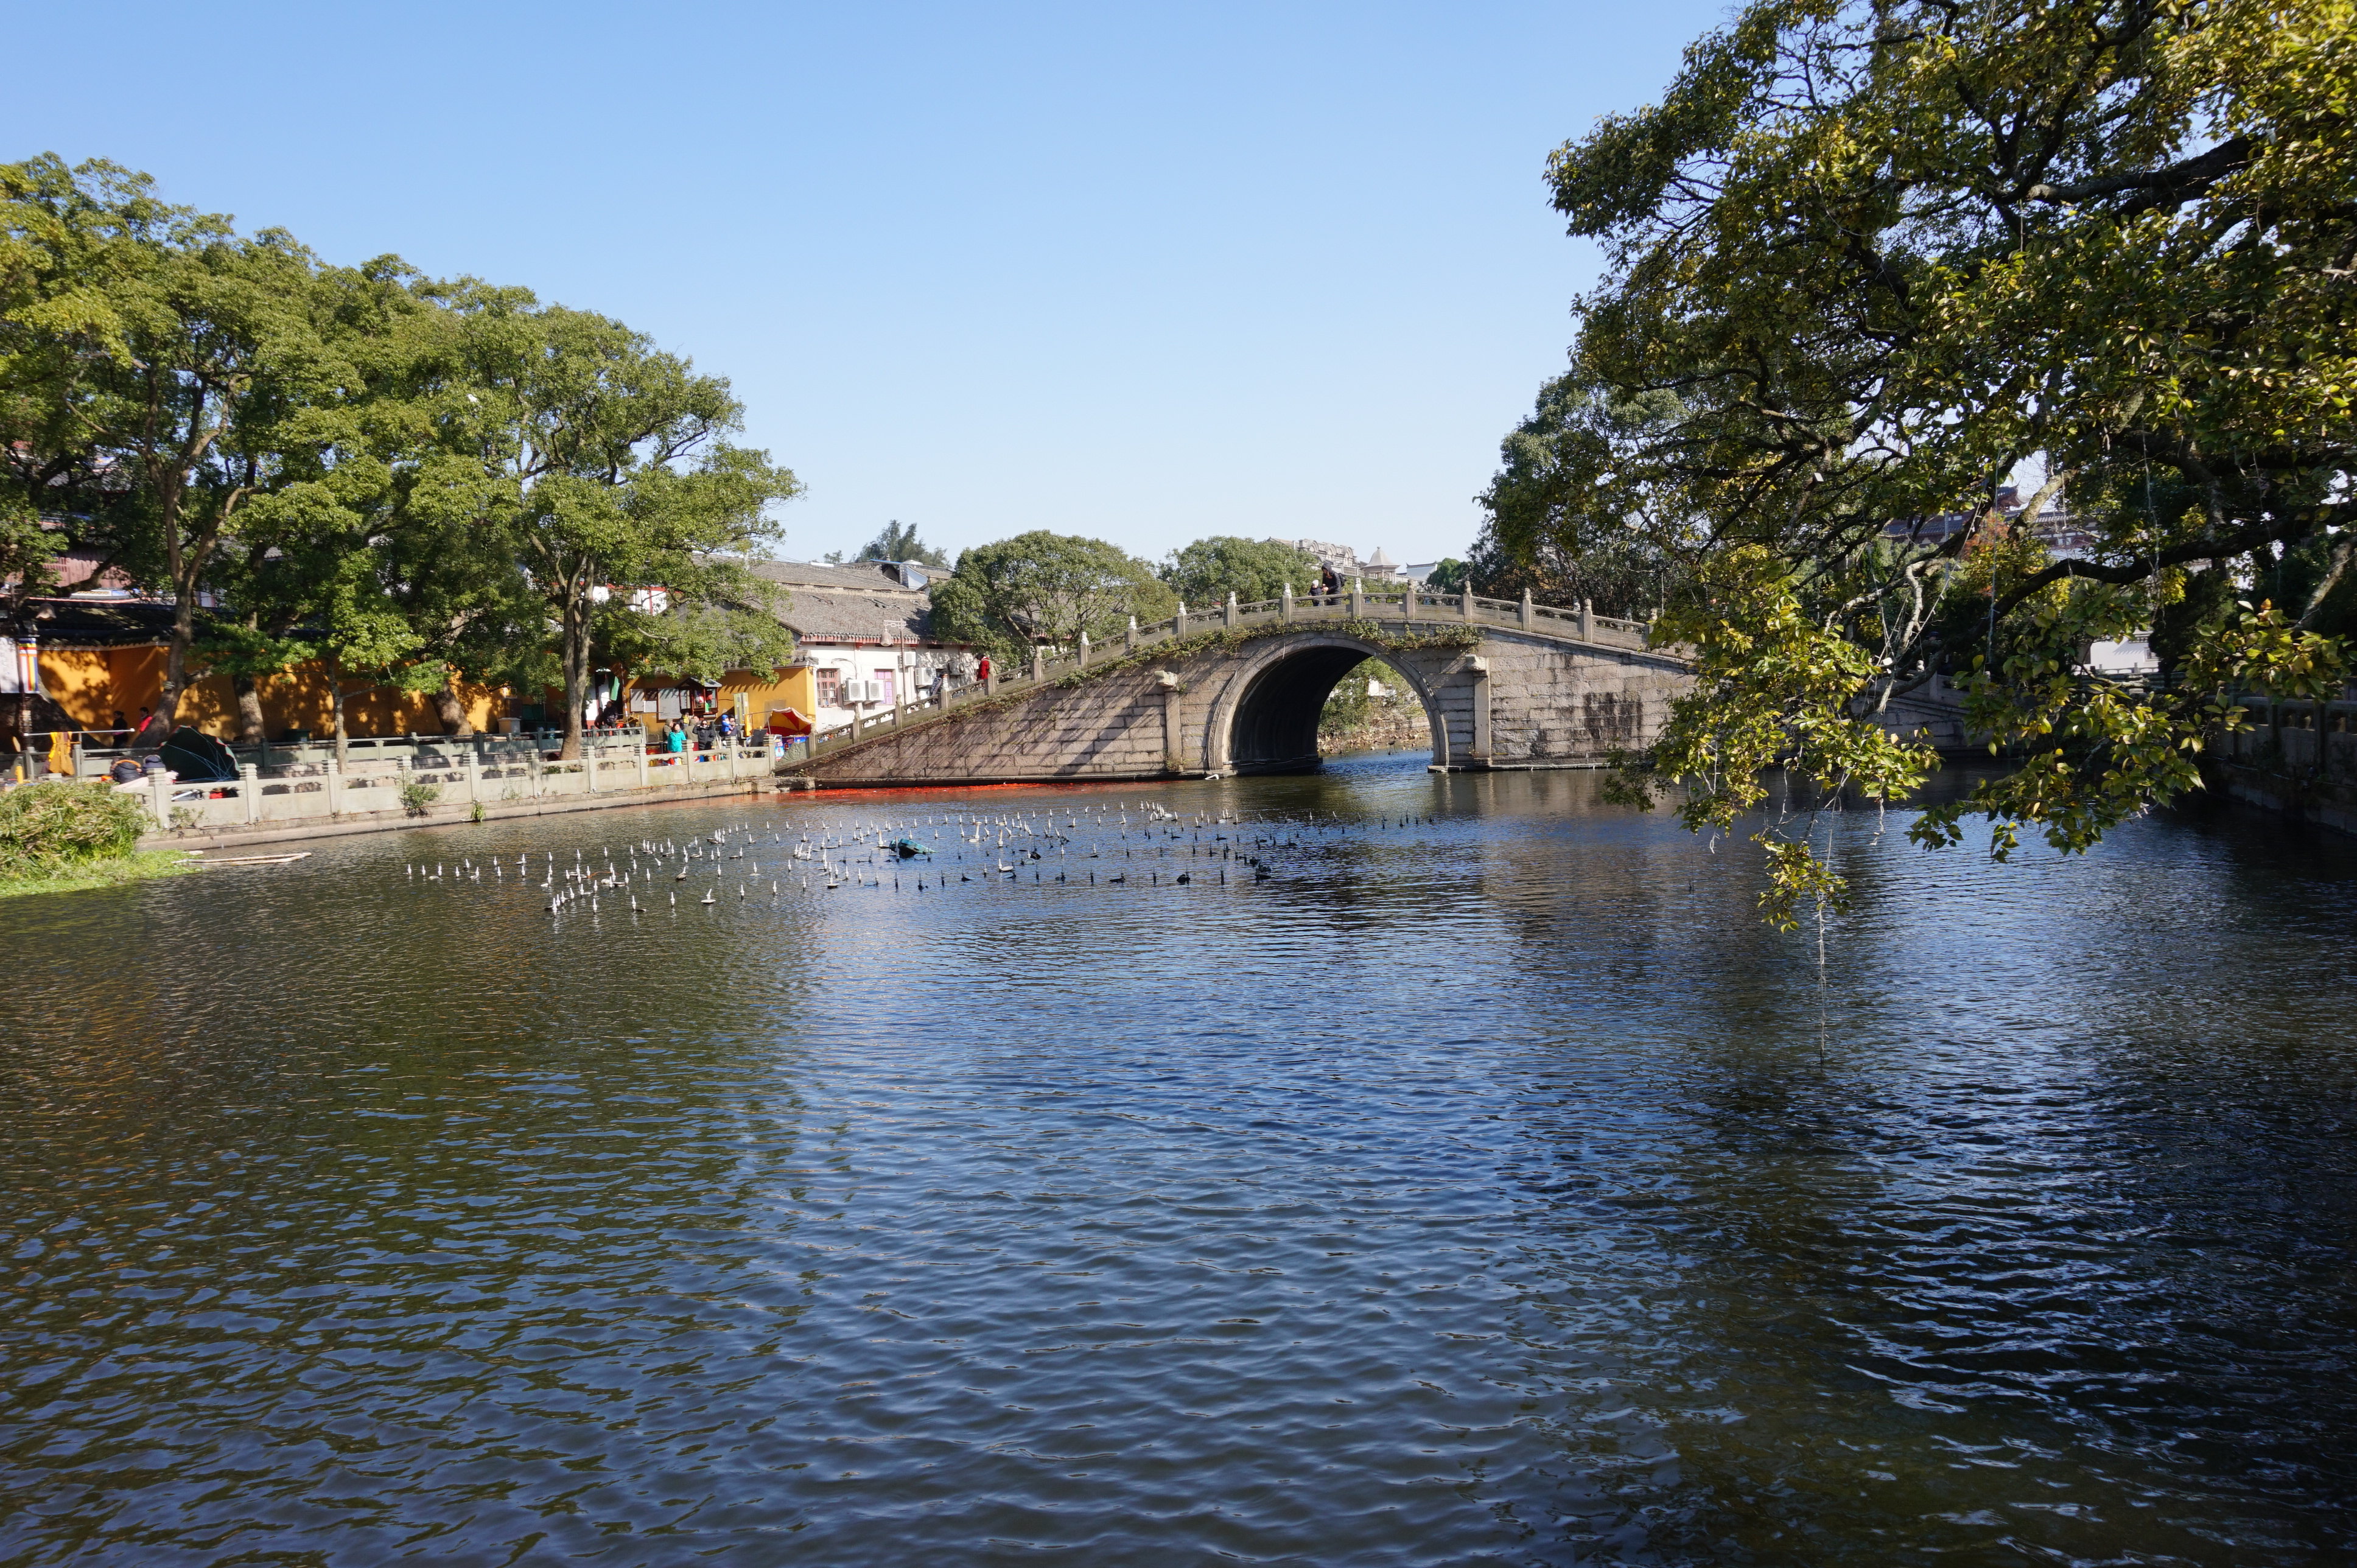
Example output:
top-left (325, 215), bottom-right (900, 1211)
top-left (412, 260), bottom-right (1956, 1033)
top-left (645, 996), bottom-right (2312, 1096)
top-left (4, 754), bottom-right (2353, 1564)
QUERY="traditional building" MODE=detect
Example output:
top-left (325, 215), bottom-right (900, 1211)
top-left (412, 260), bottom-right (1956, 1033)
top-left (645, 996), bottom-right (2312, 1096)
top-left (748, 559), bottom-right (975, 733)
top-left (1270, 539), bottom-right (1407, 583)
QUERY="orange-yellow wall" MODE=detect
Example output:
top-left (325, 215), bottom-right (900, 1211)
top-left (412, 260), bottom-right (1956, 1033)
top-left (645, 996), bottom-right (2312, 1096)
top-left (620, 666), bottom-right (814, 733)
top-left (37, 646), bottom-right (500, 739)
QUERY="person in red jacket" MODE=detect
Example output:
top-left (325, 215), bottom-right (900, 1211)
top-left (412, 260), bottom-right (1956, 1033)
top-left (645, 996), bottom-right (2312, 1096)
top-left (974, 654), bottom-right (992, 685)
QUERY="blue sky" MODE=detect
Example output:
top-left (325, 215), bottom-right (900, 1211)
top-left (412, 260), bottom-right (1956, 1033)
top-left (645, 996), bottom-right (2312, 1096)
top-left (5, 1), bottom-right (1726, 567)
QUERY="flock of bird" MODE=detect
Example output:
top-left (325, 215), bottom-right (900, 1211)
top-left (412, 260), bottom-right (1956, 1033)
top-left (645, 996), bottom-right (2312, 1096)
top-left (400, 800), bottom-right (1441, 921)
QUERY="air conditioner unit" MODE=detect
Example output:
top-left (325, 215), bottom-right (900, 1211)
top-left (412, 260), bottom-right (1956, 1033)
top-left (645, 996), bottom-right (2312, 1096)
top-left (860, 680), bottom-right (883, 704)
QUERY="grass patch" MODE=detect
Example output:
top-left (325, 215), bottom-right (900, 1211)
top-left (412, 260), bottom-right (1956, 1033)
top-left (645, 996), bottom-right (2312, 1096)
top-left (0, 849), bottom-right (202, 900)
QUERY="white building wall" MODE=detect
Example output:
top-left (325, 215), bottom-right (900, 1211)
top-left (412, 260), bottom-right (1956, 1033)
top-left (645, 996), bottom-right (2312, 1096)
top-left (805, 644), bottom-right (974, 732)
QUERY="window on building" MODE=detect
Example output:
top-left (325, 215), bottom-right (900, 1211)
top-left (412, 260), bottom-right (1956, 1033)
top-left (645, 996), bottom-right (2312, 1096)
top-left (814, 668), bottom-right (843, 707)
top-left (876, 670), bottom-right (895, 706)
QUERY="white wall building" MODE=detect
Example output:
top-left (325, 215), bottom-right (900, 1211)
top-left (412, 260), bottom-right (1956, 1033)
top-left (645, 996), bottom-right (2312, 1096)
top-left (748, 559), bottom-right (975, 732)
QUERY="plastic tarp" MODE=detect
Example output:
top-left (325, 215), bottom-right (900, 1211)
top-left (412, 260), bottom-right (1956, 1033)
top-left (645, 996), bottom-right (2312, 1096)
top-left (158, 727), bottom-right (239, 783)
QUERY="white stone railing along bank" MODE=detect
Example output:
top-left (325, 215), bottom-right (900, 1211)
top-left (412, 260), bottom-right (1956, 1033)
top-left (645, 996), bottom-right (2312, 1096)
top-left (793, 584), bottom-right (1656, 765)
top-left (137, 734), bottom-right (777, 831)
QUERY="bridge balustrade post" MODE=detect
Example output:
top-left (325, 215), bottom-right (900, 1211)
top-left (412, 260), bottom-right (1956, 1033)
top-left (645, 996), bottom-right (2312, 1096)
top-left (1577, 600), bottom-right (1593, 640)
top-left (1175, 603), bottom-right (1188, 638)
top-left (1462, 587), bottom-right (1477, 622)
top-left (1281, 584), bottom-right (1294, 622)
top-left (1521, 589), bottom-right (1534, 629)
top-left (1225, 592), bottom-right (1237, 628)
top-left (1350, 581), bottom-right (1364, 618)
top-left (240, 763), bottom-right (260, 824)
top-left (1030, 647), bottom-right (1044, 682)
top-left (1079, 631), bottom-right (1090, 667)
top-left (1126, 615), bottom-right (1137, 652)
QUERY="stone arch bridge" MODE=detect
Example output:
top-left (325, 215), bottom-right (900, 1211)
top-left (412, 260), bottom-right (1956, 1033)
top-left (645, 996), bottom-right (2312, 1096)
top-left (777, 586), bottom-right (1695, 788)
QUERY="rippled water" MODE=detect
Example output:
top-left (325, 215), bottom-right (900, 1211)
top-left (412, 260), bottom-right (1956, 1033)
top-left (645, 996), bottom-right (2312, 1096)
top-left (4, 752), bottom-right (2355, 1565)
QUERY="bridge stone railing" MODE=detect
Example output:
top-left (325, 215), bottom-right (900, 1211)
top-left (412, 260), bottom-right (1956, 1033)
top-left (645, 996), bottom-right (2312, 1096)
top-left (787, 586), bottom-right (1662, 769)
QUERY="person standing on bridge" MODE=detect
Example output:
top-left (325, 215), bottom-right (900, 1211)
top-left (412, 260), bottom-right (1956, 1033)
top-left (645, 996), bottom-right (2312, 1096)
top-left (975, 653), bottom-right (992, 686)
top-left (1318, 564), bottom-right (1340, 604)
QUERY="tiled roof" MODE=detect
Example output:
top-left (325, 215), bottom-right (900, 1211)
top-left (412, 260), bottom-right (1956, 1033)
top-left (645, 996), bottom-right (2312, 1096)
top-left (16, 597), bottom-right (179, 646)
top-left (740, 562), bottom-right (965, 647)
top-left (746, 559), bottom-right (917, 593)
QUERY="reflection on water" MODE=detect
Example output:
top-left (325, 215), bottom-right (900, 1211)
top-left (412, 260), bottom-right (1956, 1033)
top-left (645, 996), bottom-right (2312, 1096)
top-left (3, 754), bottom-right (2353, 1564)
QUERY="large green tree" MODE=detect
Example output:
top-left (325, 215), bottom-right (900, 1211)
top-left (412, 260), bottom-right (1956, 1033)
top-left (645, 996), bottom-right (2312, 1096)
top-left (0, 155), bottom-right (349, 724)
top-left (1503, 0), bottom-right (2353, 923)
top-left (931, 531), bottom-right (1175, 662)
top-left (1160, 536), bottom-right (1320, 609)
top-left (424, 290), bottom-right (799, 758)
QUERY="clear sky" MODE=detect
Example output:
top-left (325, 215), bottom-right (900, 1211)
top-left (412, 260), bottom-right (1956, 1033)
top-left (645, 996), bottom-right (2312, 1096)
top-left (4, 1), bottom-right (1726, 569)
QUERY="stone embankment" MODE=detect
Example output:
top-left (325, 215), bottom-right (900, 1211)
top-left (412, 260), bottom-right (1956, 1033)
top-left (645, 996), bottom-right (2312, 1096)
top-left (1322, 700), bottom-right (1433, 755)
top-left (2204, 698), bottom-right (2357, 836)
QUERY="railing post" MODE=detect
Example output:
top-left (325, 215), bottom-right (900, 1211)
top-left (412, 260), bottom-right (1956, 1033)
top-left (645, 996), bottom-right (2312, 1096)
top-left (728, 740), bottom-right (740, 780)
top-left (1175, 601), bottom-right (1188, 638)
top-left (986, 663), bottom-right (999, 696)
top-left (1577, 599), bottom-right (1593, 640)
top-left (1350, 581), bottom-right (1364, 619)
top-left (585, 747), bottom-right (598, 793)
top-left (637, 743), bottom-right (650, 789)
top-left (1281, 584), bottom-right (1294, 622)
top-left (324, 758), bottom-right (343, 816)
top-left (149, 772), bottom-right (170, 828)
top-left (1520, 589), bottom-right (1534, 629)
top-left (1225, 591), bottom-right (1238, 628)
top-left (1462, 586), bottom-right (1477, 622)
top-left (240, 763), bottom-right (260, 824)
top-left (1126, 615), bottom-right (1138, 653)
top-left (1030, 646), bottom-right (1044, 682)
top-left (1079, 631), bottom-right (1091, 667)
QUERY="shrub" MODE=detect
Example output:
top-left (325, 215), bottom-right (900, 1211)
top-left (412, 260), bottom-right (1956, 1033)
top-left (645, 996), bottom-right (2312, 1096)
top-left (0, 782), bottom-right (152, 879)
top-left (399, 779), bottom-right (440, 816)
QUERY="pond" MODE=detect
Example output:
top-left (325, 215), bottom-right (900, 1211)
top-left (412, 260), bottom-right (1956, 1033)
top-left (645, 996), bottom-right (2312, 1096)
top-left (3, 753), bottom-right (2353, 1564)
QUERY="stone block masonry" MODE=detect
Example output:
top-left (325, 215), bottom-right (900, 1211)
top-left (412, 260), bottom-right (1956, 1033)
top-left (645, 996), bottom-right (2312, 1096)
top-left (783, 618), bottom-right (1695, 788)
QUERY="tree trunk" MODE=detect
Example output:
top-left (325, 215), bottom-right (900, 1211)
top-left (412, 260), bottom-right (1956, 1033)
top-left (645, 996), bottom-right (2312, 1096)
top-left (329, 659), bottom-right (349, 768)
top-left (434, 682), bottom-right (474, 738)
top-left (558, 601), bottom-right (588, 761)
top-left (159, 598), bottom-right (197, 724)
top-left (233, 674), bottom-right (267, 744)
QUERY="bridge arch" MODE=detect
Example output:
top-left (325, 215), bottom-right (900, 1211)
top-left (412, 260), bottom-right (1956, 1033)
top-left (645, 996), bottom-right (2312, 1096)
top-left (1208, 634), bottom-right (1441, 775)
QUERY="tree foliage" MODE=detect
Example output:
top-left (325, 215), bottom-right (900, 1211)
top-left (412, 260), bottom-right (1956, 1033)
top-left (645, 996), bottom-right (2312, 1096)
top-left (1, 155), bottom-right (804, 757)
top-left (849, 519), bottom-right (949, 568)
top-left (1160, 536), bottom-right (1320, 609)
top-left (1506, 0), bottom-right (2353, 920)
top-left (931, 531), bottom-right (1175, 662)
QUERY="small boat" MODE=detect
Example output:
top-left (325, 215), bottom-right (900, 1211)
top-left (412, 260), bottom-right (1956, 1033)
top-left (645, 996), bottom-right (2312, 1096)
top-left (892, 839), bottom-right (933, 858)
